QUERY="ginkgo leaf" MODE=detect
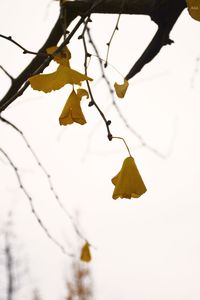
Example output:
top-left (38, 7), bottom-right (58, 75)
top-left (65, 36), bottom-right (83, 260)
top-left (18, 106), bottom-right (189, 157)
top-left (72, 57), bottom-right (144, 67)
top-left (29, 67), bottom-right (67, 93)
top-left (186, 0), bottom-right (200, 21)
top-left (64, 66), bottom-right (92, 85)
top-left (80, 241), bottom-right (91, 262)
top-left (112, 156), bottom-right (147, 199)
top-left (59, 89), bottom-right (87, 125)
top-left (114, 79), bottom-right (129, 98)
top-left (29, 65), bottom-right (92, 93)
top-left (46, 46), bottom-right (71, 66)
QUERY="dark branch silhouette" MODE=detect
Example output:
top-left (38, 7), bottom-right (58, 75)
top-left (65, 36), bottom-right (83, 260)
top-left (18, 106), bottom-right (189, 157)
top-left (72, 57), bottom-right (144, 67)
top-left (0, 0), bottom-right (187, 112)
top-left (63, 0), bottom-right (186, 80)
top-left (125, 0), bottom-right (187, 79)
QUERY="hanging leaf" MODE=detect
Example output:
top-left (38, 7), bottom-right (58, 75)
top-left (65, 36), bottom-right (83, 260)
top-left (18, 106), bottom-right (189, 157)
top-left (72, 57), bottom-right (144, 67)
top-left (114, 79), bottom-right (129, 98)
top-left (80, 242), bottom-right (91, 262)
top-left (29, 65), bottom-right (92, 93)
top-left (112, 156), bottom-right (147, 199)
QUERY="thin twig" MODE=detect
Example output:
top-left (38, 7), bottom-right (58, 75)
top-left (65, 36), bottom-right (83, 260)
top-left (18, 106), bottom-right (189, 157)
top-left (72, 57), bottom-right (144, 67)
top-left (82, 31), bottom-right (134, 157)
top-left (104, 0), bottom-right (127, 67)
top-left (0, 34), bottom-right (48, 56)
top-left (0, 66), bottom-right (14, 82)
top-left (81, 23), bottom-right (112, 141)
top-left (105, 14), bottom-right (121, 68)
top-left (0, 147), bottom-right (73, 257)
top-left (0, 115), bottom-right (87, 242)
top-left (87, 28), bottom-right (170, 159)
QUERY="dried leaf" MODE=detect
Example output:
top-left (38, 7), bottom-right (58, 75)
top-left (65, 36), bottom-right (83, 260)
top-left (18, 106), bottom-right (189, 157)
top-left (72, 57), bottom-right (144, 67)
top-left (46, 46), bottom-right (71, 66)
top-left (29, 65), bottom-right (92, 93)
top-left (186, 0), bottom-right (200, 21)
top-left (114, 79), bottom-right (129, 98)
top-left (80, 242), bottom-right (91, 263)
top-left (112, 157), bottom-right (147, 199)
top-left (59, 89), bottom-right (88, 125)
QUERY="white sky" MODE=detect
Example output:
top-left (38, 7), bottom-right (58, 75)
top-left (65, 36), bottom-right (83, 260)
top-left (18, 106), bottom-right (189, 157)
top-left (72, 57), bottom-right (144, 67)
top-left (0, 1), bottom-right (200, 300)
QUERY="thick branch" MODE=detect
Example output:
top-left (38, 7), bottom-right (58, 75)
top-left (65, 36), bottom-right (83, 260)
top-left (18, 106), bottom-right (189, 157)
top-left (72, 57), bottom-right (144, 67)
top-left (126, 0), bottom-right (187, 79)
top-left (64, 0), bottom-right (186, 80)
top-left (0, 0), bottom-right (187, 113)
top-left (63, 0), bottom-right (156, 15)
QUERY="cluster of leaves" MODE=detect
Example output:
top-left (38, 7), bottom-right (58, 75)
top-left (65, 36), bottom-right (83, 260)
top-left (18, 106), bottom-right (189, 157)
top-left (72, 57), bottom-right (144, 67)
top-left (1, 0), bottom-right (199, 266)
top-left (28, 45), bottom-right (147, 262)
top-left (29, 45), bottom-right (147, 204)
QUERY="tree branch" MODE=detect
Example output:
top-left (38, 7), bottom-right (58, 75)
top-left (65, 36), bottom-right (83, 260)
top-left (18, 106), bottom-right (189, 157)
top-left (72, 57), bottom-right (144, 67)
top-left (125, 0), bottom-right (187, 79)
top-left (64, 0), bottom-right (186, 80)
top-left (0, 34), bottom-right (48, 56)
top-left (0, 0), bottom-right (187, 113)
top-left (0, 1), bottom-right (104, 113)
top-left (0, 14), bottom-right (64, 112)
top-left (0, 65), bottom-right (14, 82)
top-left (0, 147), bottom-right (73, 256)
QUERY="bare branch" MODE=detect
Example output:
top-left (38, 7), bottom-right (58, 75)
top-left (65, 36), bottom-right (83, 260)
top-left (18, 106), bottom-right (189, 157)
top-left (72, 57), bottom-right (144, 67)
top-left (0, 116), bottom-right (87, 242)
top-left (63, 0), bottom-right (186, 80)
top-left (0, 0), bottom-right (187, 113)
top-left (87, 28), bottom-right (172, 158)
top-left (125, 1), bottom-right (186, 79)
top-left (81, 25), bottom-right (113, 140)
top-left (104, 14), bottom-right (121, 68)
top-left (0, 65), bottom-right (14, 82)
top-left (0, 34), bottom-right (48, 57)
top-left (0, 0), bottom-right (105, 113)
top-left (0, 148), bottom-right (73, 257)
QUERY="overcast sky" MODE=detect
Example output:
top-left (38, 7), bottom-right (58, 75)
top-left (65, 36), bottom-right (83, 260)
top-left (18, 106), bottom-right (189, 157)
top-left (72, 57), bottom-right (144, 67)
top-left (0, 1), bottom-right (200, 300)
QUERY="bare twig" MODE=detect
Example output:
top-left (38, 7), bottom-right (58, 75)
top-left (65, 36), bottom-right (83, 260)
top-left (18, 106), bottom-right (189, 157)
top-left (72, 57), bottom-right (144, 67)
top-left (0, 34), bottom-right (48, 57)
top-left (0, 116), bottom-right (87, 242)
top-left (81, 23), bottom-right (112, 141)
top-left (0, 66), bottom-right (14, 82)
top-left (63, 0), bottom-right (186, 81)
top-left (105, 14), bottom-right (121, 68)
top-left (0, 148), bottom-right (73, 257)
top-left (87, 28), bottom-right (169, 158)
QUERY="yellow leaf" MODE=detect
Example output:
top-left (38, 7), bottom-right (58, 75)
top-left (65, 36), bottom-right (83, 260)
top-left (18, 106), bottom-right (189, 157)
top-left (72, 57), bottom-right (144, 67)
top-left (114, 79), bottom-right (129, 98)
top-left (63, 66), bottom-right (92, 86)
top-left (80, 242), bottom-right (91, 262)
top-left (46, 46), bottom-right (71, 66)
top-left (186, 0), bottom-right (200, 21)
top-left (59, 89), bottom-right (88, 125)
top-left (77, 88), bottom-right (89, 99)
top-left (29, 67), bottom-right (67, 93)
top-left (111, 156), bottom-right (147, 199)
top-left (29, 65), bottom-right (92, 93)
